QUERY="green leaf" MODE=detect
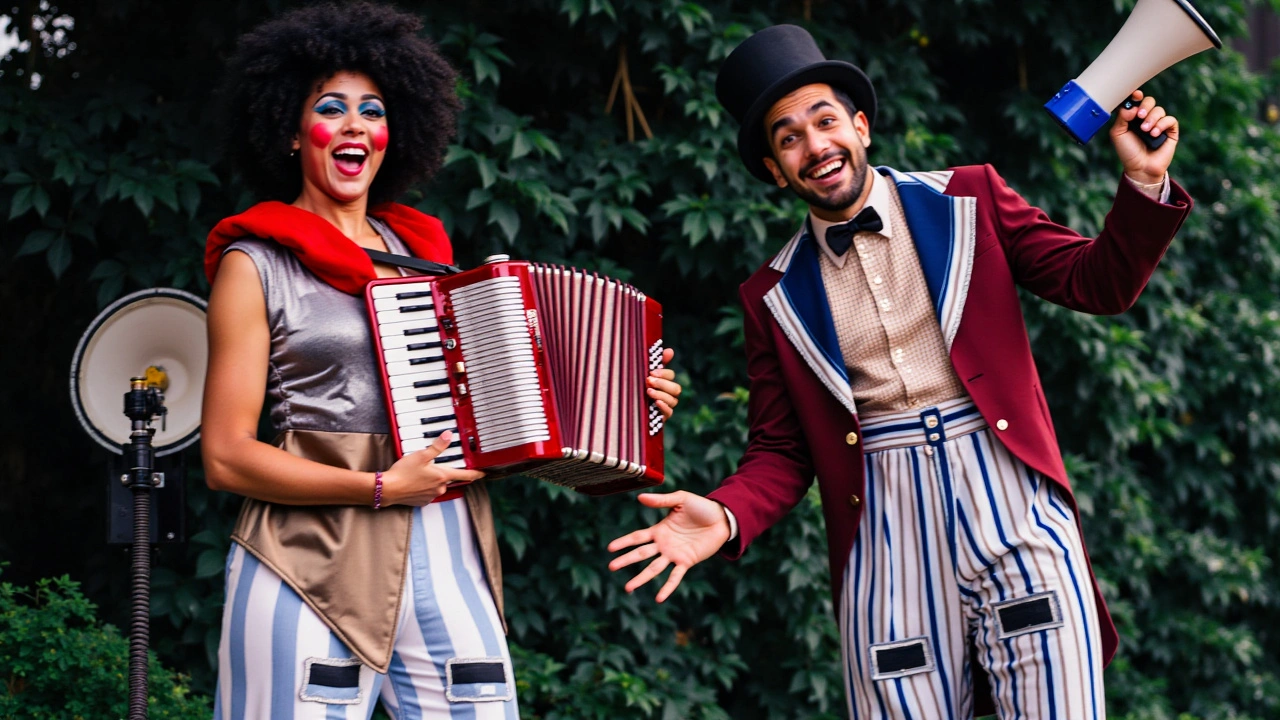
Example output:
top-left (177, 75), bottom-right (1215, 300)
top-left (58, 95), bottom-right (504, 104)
top-left (88, 259), bottom-right (124, 281)
top-left (511, 131), bottom-right (532, 160)
top-left (9, 185), bottom-right (33, 219)
top-left (443, 144), bottom-right (470, 167)
top-left (153, 179), bottom-right (180, 213)
top-left (31, 185), bottom-right (51, 217)
top-left (475, 155), bottom-right (498, 189)
top-left (194, 549), bottom-right (225, 579)
top-left (531, 131), bottom-right (562, 160)
top-left (706, 210), bottom-right (725, 240)
top-left (559, 0), bottom-right (585, 23)
top-left (16, 229), bottom-right (56, 257)
top-left (179, 181), bottom-right (201, 218)
top-left (96, 275), bottom-right (124, 308)
top-left (52, 158), bottom-right (77, 186)
top-left (133, 190), bottom-right (154, 218)
top-left (175, 159), bottom-right (219, 185)
top-left (488, 201), bottom-right (520, 243)
top-left (472, 52), bottom-right (501, 86)
top-left (465, 187), bottom-right (492, 210)
top-left (682, 211), bottom-right (708, 247)
top-left (46, 236), bottom-right (72, 278)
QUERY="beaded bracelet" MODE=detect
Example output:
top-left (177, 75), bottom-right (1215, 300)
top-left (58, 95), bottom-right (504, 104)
top-left (373, 471), bottom-right (384, 510)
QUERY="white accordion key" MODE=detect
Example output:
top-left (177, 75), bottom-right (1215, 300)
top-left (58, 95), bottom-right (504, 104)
top-left (388, 368), bottom-right (448, 389)
top-left (383, 343), bottom-right (444, 365)
top-left (394, 387), bottom-right (452, 406)
top-left (392, 394), bottom-right (454, 416)
top-left (381, 328), bottom-right (440, 350)
top-left (370, 281), bottom-right (433, 299)
top-left (397, 414), bottom-right (457, 436)
top-left (379, 317), bottom-right (438, 338)
top-left (377, 304), bottom-right (436, 325)
top-left (373, 295), bottom-right (434, 312)
top-left (390, 379), bottom-right (450, 402)
top-left (386, 358), bottom-right (446, 377)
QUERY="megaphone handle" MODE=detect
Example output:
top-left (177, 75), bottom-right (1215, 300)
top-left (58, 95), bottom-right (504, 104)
top-left (1122, 99), bottom-right (1169, 151)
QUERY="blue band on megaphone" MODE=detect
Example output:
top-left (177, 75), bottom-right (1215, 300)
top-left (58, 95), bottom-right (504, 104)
top-left (1043, 80), bottom-right (1111, 144)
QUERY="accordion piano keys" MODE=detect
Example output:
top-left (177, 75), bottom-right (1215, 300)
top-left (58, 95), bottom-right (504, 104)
top-left (369, 282), bottom-right (466, 470)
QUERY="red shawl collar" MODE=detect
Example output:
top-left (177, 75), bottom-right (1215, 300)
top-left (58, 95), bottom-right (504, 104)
top-left (204, 201), bottom-right (453, 295)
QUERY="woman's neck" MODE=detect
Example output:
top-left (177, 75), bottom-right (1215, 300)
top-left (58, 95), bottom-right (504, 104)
top-left (291, 188), bottom-right (381, 248)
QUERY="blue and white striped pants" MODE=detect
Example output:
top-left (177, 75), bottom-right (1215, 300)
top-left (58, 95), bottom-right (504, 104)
top-left (841, 398), bottom-right (1105, 720)
top-left (214, 498), bottom-right (518, 720)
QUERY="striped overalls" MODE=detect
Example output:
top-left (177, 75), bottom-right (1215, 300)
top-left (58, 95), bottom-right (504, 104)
top-left (841, 398), bottom-right (1104, 719)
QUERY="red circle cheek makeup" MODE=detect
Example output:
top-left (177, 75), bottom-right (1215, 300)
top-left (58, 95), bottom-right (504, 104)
top-left (373, 126), bottom-right (389, 152)
top-left (309, 123), bottom-right (334, 149)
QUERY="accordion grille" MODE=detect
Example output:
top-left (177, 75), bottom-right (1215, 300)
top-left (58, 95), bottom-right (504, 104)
top-left (450, 276), bottom-right (551, 451)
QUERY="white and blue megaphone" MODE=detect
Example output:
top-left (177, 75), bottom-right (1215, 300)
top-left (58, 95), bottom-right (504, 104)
top-left (1044, 0), bottom-right (1221, 149)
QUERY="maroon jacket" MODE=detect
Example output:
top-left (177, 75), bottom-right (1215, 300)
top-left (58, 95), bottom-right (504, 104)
top-left (708, 164), bottom-right (1192, 672)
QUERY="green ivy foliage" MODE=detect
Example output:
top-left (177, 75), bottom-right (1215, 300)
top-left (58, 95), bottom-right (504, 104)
top-left (2, 1), bottom-right (1280, 718)
top-left (0, 574), bottom-right (209, 718)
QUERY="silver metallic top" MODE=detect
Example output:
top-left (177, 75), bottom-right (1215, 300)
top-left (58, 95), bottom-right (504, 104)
top-left (223, 218), bottom-right (408, 436)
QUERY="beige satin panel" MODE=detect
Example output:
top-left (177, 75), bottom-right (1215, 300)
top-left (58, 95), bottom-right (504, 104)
top-left (230, 429), bottom-right (505, 674)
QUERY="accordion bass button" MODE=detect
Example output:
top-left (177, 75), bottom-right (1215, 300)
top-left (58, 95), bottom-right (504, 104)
top-left (484, 254), bottom-right (511, 264)
top-left (445, 338), bottom-right (457, 350)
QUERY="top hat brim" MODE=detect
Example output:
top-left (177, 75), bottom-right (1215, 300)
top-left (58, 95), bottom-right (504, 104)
top-left (736, 61), bottom-right (877, 184)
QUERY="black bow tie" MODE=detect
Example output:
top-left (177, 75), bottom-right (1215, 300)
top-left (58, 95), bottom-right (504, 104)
top-left (823, 206), bottom-right (884, 256)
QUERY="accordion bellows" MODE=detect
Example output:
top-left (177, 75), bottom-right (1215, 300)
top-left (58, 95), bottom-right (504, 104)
top-left (366, 257), bottom-right (664, 496)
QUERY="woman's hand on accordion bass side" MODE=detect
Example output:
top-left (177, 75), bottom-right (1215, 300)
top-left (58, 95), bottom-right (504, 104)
top-left (381, 430), bottom-right (485, 506)
top-left (606, 491), bottom-right (730, 602)
top-left (648, 347), bottom-right (681, 422)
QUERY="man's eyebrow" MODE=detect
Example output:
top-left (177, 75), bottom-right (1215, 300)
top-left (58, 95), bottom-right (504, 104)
top-left (769, 100), bottom-right (836, 138)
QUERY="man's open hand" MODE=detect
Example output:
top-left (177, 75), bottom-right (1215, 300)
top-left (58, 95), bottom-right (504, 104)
top-left (607, 491), bottom-right (731, 602)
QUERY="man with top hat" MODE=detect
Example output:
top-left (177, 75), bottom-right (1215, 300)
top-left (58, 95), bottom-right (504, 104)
top-left (608, 24), bottom-right (1191, 718)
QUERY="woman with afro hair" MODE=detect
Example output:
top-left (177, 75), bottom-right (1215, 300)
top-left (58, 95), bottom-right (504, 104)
top-left (200, 3), bottom-right (680, 718)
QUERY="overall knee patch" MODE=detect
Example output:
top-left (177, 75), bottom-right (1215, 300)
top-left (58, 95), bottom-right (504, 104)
top-left (869, 636), bottom-right (936, 681)
top-left (993, 591), bottom-right (1064, 640)
top-left (446, 657), bottom-right (513, 703)
top-left (300, 657), bottom-right (363, 704)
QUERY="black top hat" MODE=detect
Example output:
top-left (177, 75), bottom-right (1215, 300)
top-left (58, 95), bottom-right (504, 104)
top-left (715, 25), bottom-right (877, 184)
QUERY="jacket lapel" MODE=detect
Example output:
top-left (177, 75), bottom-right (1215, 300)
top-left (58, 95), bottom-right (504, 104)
top-left (759, 166), bottom-right (976, 414)
top-left (879, 167), bottom-right (977, 353)
top-left (763, 224), bottom-right (858, 416)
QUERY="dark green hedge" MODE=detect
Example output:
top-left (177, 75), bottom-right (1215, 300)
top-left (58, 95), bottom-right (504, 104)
top-left (0, 574), bottom-right (208, 718)
top-left (2, 1), bottom-right (1279, 717)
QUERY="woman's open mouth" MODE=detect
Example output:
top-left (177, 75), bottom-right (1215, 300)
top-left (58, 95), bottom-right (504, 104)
top-left (333, 143), bottom-right (369, 176)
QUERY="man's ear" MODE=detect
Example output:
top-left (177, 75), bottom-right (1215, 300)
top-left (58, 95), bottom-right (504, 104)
top-left (855, 111), bottom-right (872, 149)
top-left (762, 157), bottom-right (788, 188)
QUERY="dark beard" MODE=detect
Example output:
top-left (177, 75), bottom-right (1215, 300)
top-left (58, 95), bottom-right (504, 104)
top-left (787, 147), bottom-right (869, 213)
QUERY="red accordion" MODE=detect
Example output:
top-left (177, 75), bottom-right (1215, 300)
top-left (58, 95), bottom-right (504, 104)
top-left (366, 255), bottom-right (665, 497)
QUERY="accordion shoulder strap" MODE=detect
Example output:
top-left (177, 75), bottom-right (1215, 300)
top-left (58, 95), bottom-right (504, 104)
top-left (364, 248), bottom-right (462, 276)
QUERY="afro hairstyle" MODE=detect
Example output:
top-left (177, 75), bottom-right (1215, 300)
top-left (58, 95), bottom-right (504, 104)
top-left (218, 2), bottom-right (460, 205)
